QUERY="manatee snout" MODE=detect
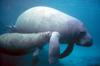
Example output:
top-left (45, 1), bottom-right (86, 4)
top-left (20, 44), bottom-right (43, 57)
top-left (77, 32), bottom-right (93, 47)
top-left (81, 33), bottom-right (93, 47)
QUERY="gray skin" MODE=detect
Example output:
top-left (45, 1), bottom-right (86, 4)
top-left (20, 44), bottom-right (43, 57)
top-left (0, 32), bottom-right (51, 56)
top-left (10, 6), bottom-right (92, 61)
top-left (0, 32), bottom-right (61, 64)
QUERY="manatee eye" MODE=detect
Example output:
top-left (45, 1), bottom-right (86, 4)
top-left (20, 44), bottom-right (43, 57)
top-left (79, 31), bottom-right (86, 38)
top-left (77, 31), bottom-right (86, 43)
top-left (81, 31), bottom-right (86, 36)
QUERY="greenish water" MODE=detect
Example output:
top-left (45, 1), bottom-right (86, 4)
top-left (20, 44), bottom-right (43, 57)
top-left (0, 0), bottom-right (100, 66)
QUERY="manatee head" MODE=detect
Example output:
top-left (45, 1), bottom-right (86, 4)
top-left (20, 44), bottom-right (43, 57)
top-left (76, 31), bottom-right (93, 47)
top-left (76, 22), bottom-right (93, 47)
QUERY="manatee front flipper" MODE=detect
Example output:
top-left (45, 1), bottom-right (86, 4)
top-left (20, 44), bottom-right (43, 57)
top-left (59, 43), bottom-right (74, 58)
top-left (49, 32), bottom-right (60, 64)
top-left (32, 48), bottom-right (40, 65)
top-left (6, 24), bottom-right (16, 32)
top-left (49, 32), bottom-right (74, 61)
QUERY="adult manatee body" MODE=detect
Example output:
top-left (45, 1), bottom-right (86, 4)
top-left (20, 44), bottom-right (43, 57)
top-left (12, 6), bottom-right (92, 59)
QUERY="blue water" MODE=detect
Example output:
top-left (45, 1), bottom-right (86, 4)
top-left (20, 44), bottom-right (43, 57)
top-left (0, 0), bottom-right (100, 66)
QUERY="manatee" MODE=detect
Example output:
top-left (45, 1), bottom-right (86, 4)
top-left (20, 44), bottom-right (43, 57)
top-left (10, 6), bottom-right (92, 61)
top-left (0, 31), bottom-right (62, 64)
top-left (0, 32), bottom-right (51, 55)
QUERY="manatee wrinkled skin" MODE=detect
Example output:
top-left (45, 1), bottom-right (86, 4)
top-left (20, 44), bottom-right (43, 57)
top-left (0, 32), bottom-right (51, 55)
top-left (0, 31), bottom-right (61, 64)
top-left (11, 6), bottom-right (92, 60)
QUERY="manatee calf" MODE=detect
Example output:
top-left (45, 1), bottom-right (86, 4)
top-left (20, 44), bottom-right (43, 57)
top-left (0, 32), bottom-right (50, 55)
top-left (9, 6), bottom-right (92, 63)
top-left (0, 31), bottom-right (62, 64)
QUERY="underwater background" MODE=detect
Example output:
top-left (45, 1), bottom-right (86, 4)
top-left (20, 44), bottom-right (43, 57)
top-left (0, 0), bottom-right (100, 66)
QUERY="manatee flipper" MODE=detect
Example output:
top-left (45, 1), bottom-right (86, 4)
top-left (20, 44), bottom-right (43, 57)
top-left (6, 24), bottom-right (16, 32)
top-left (49, 32), bottom-right (60, 64)
top-left (59, 43), bottom-right (74, 58)
top-left (32, 48), bottom-right (40, 65)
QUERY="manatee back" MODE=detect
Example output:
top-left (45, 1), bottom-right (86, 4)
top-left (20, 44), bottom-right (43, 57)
top-left (15, 6), bottom-right (76, 33)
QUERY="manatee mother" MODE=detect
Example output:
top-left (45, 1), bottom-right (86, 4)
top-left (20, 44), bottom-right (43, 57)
top-left (11, 6), bottom-right (92, 59)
